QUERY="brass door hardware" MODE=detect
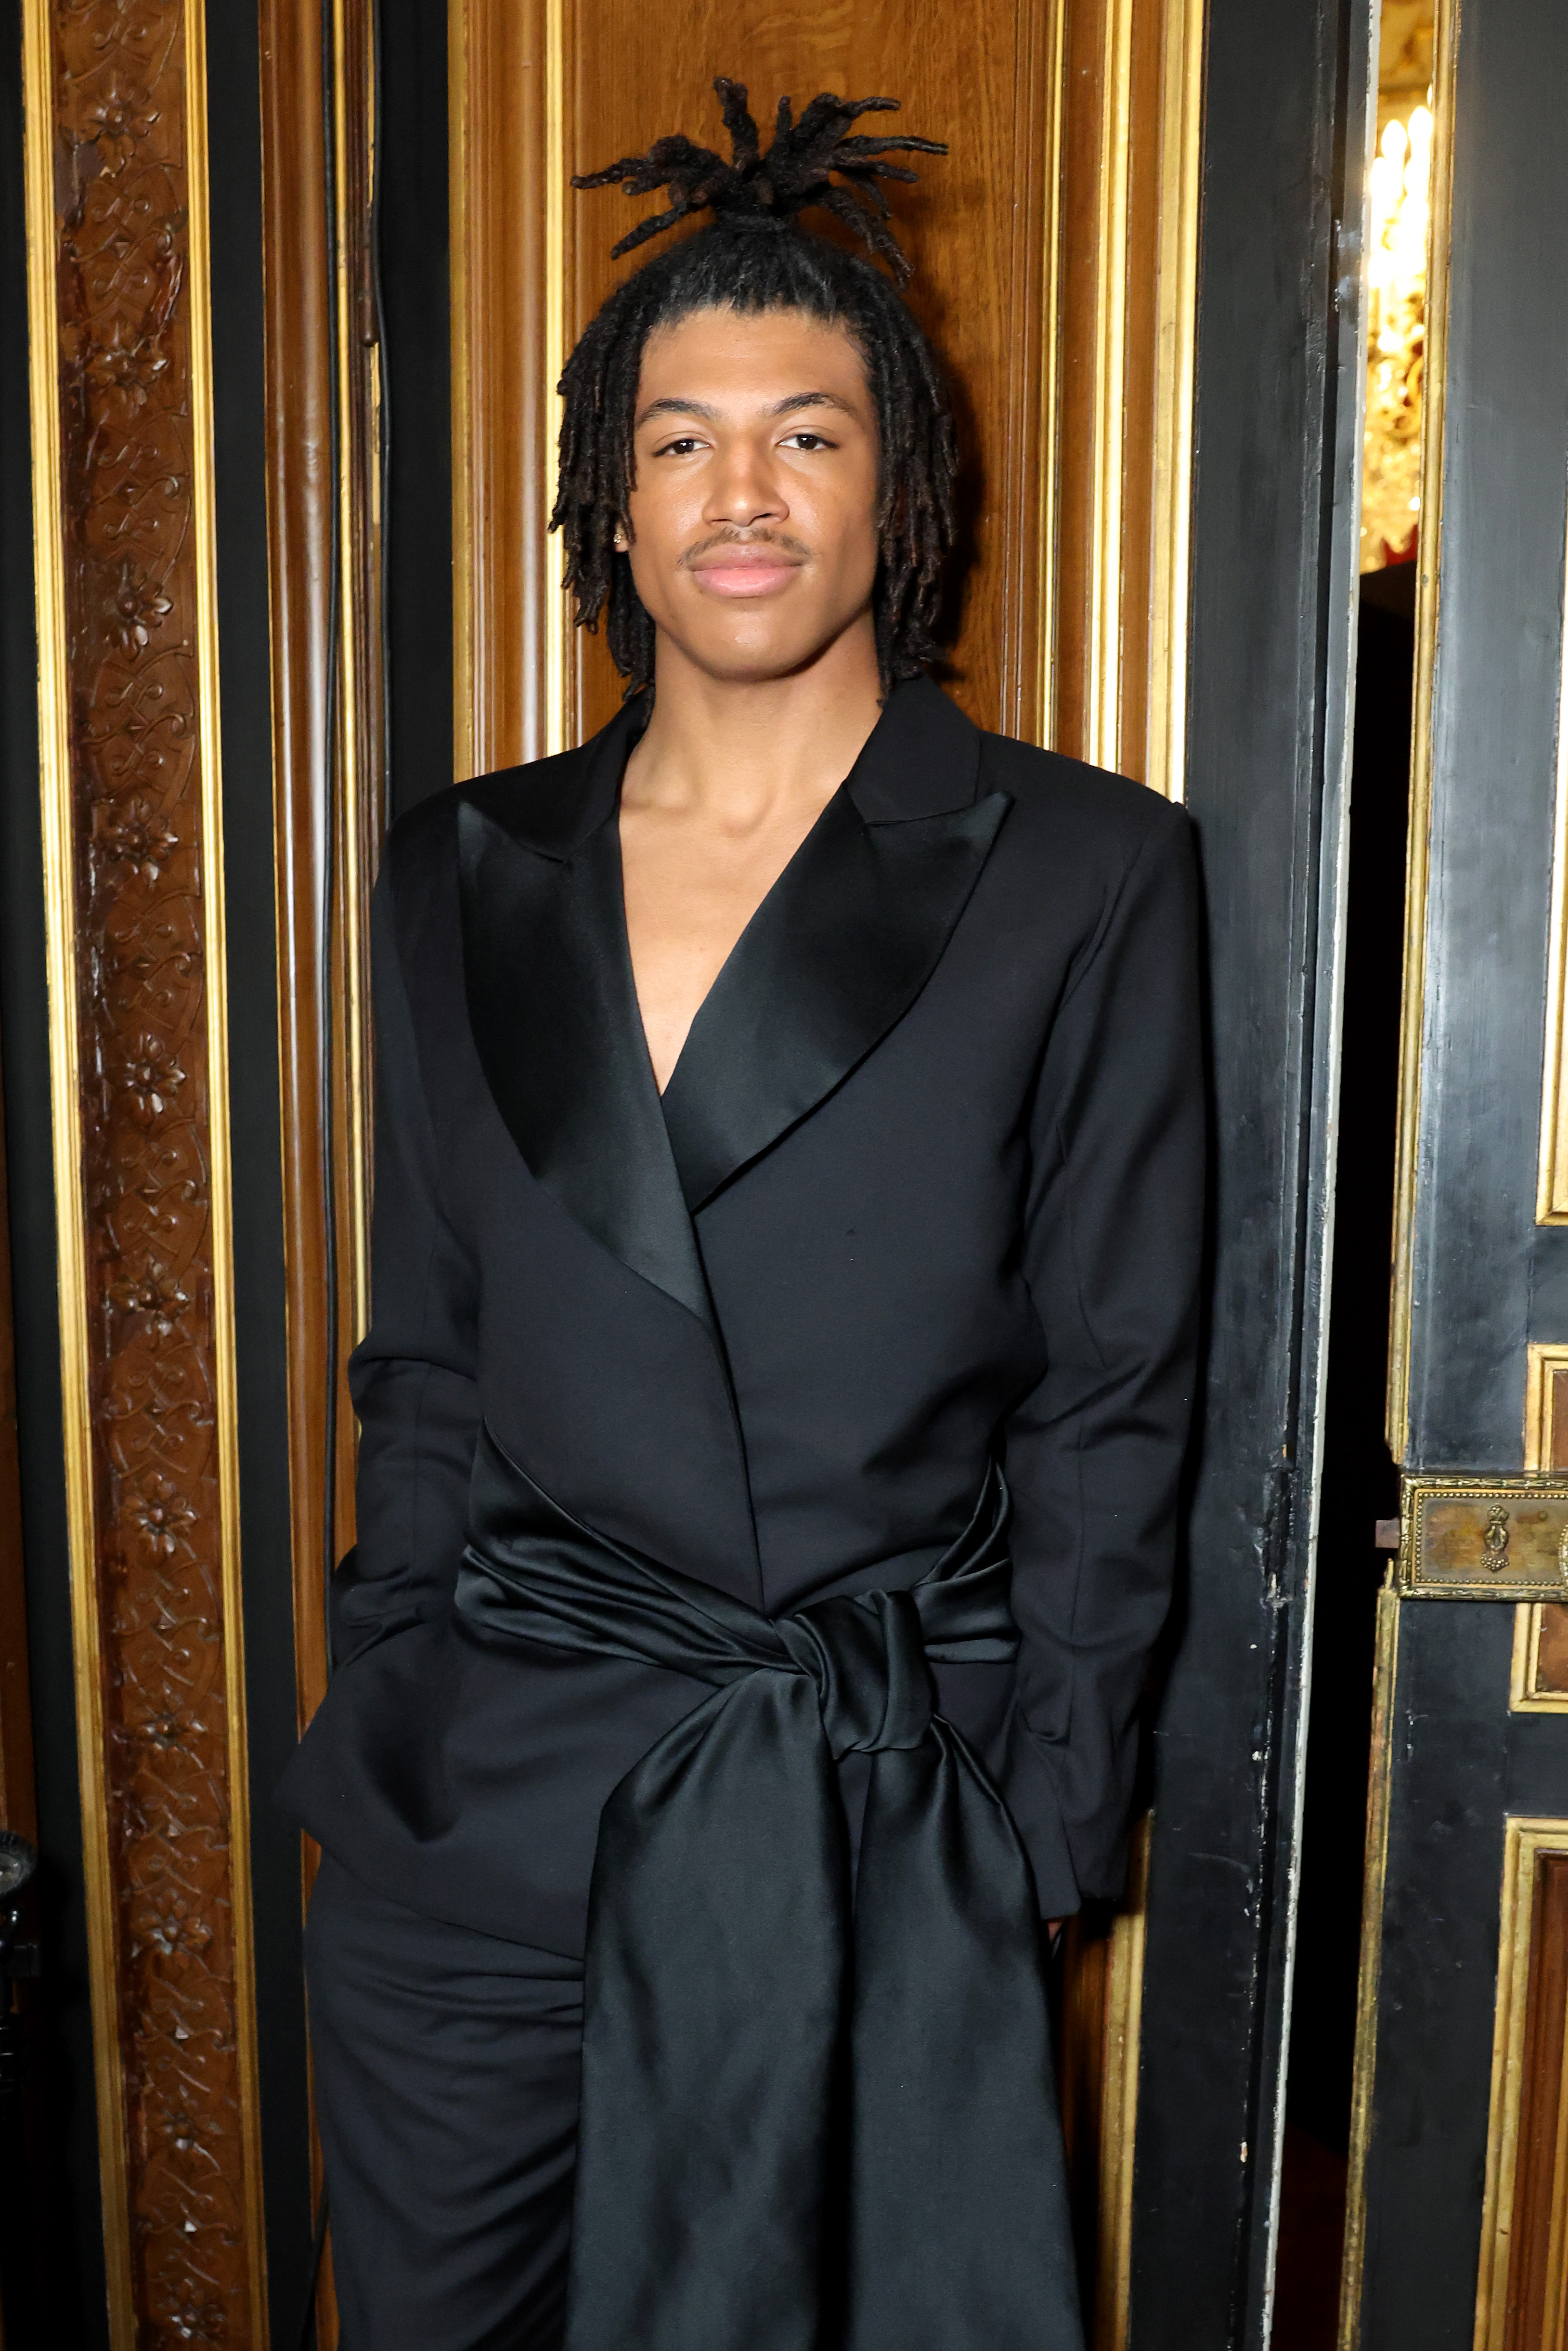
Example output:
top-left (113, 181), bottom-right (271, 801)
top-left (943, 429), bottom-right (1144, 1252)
top-left (1397, 1476), bottom-right (1568, 1600)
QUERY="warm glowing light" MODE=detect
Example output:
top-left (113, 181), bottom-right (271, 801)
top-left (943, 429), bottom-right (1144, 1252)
top-left (1361, 94), bottom-right (1432, 570)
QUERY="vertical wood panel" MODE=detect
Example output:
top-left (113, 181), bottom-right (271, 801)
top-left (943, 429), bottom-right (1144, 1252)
top-left (21, 0), bottom-right (266, 2339)
top-left (450, 0), bottom-right (557, 774)
top-left (1510, 1348), bottom-right (1568, 1708)
top-left (259, 0), bottom-right (335, 1763)
top-left (1503, 1853), bottom-right (1568, 2350)
top-left (1475, 1823), bottom-right (1568, 2351)
top-left (259, 0), bottom-right (383, 1793)
top-left (565, 5), bottom-right (1058, 746)
top-left (451, 0), bottom-right (1202, 785)
top-left (1054, 0), bottom-right (1203, 790)
top-left (260, 3), bottom-right (386, 2341)
top-left (453, 0), bottom-right (1068, 767)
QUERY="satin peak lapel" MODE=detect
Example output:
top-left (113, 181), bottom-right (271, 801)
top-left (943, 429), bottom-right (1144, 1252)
top-left (456, 721), bottom-right (713, 1331)
top-left (661, 683), bottom-right (1011, 1210)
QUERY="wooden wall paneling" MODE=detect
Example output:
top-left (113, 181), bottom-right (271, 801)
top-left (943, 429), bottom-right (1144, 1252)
top-left (1513, 1348), bottom-right (1568, 1708)
top-left (259, 0), bottom-right (335, 1777)
top-left (1060, 1817), bottom-right (1153, 2351)
top-left (450, 0), bottom-right (1203, 784)
top-left (326, 0), bottom-right (383, 1505)
top-left (259, 0), bottom-right (383, 1808)
top-left (451, 0), bottom-right (1069, 767)
top-left (20, 0), bottom-right (267, 2340)
top-left (260, 1), bottom-right (385, 2342)
top-left (450, 0), bottom-right (565, 775)
top-left (1053, 0), bottom-right (1204, 791)
top-left (1474, 1824), bottom-right (1568, 2351)
top-left (563, 3), bottom-right (1060, 746)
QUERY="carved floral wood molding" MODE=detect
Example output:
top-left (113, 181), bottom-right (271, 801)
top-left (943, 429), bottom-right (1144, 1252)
top-left (31, 0), bottom-right (264, 2340)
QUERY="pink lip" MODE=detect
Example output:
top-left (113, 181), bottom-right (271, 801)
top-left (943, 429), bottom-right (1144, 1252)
top-left (689, 555), bottom-right (802, 598)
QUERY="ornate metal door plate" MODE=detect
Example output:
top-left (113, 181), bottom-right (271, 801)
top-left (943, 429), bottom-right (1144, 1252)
top-left (1398, 1476), bottom-right (1568, 1599)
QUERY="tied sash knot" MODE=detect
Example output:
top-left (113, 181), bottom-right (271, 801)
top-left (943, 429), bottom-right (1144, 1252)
top-left (455, 1423), bottom-right (1082, 2351)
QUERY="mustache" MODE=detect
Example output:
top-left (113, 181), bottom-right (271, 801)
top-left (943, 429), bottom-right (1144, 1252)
top-left (678, 526), bottom-right (811, 569)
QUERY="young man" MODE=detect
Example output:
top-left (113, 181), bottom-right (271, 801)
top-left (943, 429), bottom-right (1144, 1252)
top-left (279, 81), bottom-right (1204, 2351)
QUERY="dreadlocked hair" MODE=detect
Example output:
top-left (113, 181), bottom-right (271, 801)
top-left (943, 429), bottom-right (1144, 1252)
top-left (551, 78), bottom-right (956, 695)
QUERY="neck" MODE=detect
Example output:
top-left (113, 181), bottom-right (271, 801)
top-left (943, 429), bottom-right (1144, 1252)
top-left (624, 614), bottom-right (884, 825)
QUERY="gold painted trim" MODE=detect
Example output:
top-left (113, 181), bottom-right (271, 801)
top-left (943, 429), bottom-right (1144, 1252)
top-left (542, 0), bottom-right (570, 754)
top-left (1386, 0), bottom-right (1459, 1458)
top-left (1144, 0), bottom-right (1205, 804)
top-left (1472, 1817), bottom-right (1568, 2351)
top-left (1537, 497), bottom-right (1568, 1221)
top-left (1524, 1340), bottom-right (1568, 1474)
top-left (19, 7), bottom-right (136, 2337)
top-left (1095, 1812), bottom-right (1152, 2351)
top-left (1086, 0), bottom-right (1135, 773)
top-left (185, 7), bottom-right (271, 2332)
top-left (1032, 0), bottom-right (1067, 748)
top-left (449, 0), bottom-right (474, 780)
top-left (1338, 1575), bottom-right (1402, 2351)
top-left (1512, 1345), bottom-right (1568, 1711)
top-left (330, 0), bottom-right (376, 1337)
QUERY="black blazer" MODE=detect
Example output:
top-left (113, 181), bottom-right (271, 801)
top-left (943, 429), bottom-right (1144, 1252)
top-left (277, 677), bottom-right (1205, 1957)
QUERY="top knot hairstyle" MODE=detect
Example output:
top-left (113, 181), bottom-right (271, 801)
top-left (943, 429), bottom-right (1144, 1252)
top-left (551, 79), bottom-right (958, 694)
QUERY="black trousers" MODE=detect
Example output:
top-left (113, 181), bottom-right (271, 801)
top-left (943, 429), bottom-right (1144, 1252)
top-left (305, 1854), bottom-right (584, 2351)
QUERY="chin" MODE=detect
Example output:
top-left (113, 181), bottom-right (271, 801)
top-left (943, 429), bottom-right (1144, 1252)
top-left (670, 621), bottom-right (855, 688)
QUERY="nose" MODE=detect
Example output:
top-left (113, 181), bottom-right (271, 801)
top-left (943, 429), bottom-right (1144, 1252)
top-left (702, 435), bottom-right (788, 531)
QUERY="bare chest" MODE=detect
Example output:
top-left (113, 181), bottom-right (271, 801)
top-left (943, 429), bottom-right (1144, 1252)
top-left (619, 813), bottom-right (816, 1093)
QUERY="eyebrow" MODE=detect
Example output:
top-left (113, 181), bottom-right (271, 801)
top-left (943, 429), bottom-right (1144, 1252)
top-left (634, 390), bottom-right (857, 429)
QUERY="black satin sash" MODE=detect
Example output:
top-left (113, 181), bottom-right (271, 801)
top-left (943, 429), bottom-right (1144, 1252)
top-left (456, 1424), bottom-right (1082, 2351)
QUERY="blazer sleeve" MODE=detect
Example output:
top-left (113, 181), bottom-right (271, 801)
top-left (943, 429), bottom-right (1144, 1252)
top-left (999, 797), bottom-right (1205, 1915)
top-left (329, 866), bottom-right (482, 1667)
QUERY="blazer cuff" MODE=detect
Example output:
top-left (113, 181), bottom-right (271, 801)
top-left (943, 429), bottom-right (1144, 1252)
top-left (999, 1709), bottom-right (1083, 1920)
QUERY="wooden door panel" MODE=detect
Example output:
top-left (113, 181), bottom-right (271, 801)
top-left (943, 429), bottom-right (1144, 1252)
top-left (1345, 0), bottom-right (1568, 2338)
top-left (450, 0), bottom-right (1204, 791)
top-left (562, 2), bottom-right (1055, 742)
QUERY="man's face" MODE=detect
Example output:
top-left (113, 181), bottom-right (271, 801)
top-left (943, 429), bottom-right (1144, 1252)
top-left (621, 305), bottom-right (881, 685)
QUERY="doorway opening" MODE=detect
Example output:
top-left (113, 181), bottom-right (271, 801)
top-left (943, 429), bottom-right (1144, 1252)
top-left (1271, 6), bottom-right (1432, 2343)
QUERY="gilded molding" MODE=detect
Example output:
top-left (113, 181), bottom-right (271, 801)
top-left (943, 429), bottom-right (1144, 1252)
top-left (22, 0), bottom-right (265, 2338)
top-left (1535, 497), bottom-right (1568, 1223)
top-left (1386, 0), bottom-right (1459, 1458)
top-left (329, 0), bottom-right (381, 1341)
top-left (1032, 0), bottom-right (1068, 746)
top-left (1095, 1814), bottom-right (1152, 2351)
top-left (449, 0), bottom-right (475, 781)
top-left (1085, 0), bottom-right (1135, 775)
top-left (1053, 0), bottom-right (1203, 795)
top-left (1337, 1577), bottom-right (1402, 2351)
top-left (1143, 0), bottom-right (1205, 803)
top-left (543, 0), bottom-right (570, 756)
top-left (1511, 1344), bottom-right (1568, 1711)
top-left (1471, 1819), bottom-right (1568, 2351)
top-left (449, 0), bottom-right (569, 775)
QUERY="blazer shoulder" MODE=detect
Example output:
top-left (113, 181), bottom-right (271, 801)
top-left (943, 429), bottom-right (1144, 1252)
top-left (381, 778), bottom-right (463, 889)
top-left (978, 729), bottom-right (1192, 876)
top-left (380, 740), bottom-right (595, 898)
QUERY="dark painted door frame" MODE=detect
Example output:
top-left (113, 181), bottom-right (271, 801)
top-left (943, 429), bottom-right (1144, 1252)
top-left (1129, 0), bottom-right (1371, 2343)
